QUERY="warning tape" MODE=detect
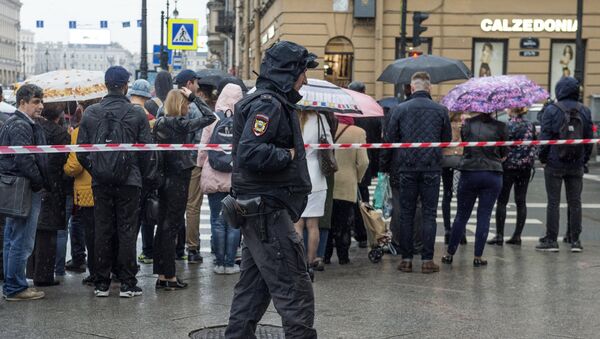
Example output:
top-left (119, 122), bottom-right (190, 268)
top-left (0, 139), bottom-right (596, 154)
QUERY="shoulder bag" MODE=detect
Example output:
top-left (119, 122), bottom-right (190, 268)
top-left (0, 174), bottom-right (32, 218)
top-left (317, 114), bottom-right (338, 177)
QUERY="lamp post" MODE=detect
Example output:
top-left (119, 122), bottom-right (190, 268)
top-left (45, 49), bottom-right (49, 72)
top-left (574, 0), bottom-right (584, 101)
top-left (21, 45), bottom-right (26, 80)
top-left (140, 0), bottom-right (149, 79)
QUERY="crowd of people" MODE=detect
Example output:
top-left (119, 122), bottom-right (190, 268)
top-left (0, 42), bottom-right (592, 313)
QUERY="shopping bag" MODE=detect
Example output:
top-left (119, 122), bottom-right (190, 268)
top-left (373, 172), bottom-right (387, 210)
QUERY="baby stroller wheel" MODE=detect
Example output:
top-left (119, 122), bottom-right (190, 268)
top-left (368, 248), bottom-right (383, 263)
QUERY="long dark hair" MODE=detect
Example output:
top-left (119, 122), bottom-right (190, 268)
top-left (154, 71), bottom-right (173, 103)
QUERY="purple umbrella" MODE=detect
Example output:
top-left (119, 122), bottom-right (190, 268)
top-left (441, 75), bottom-right (549, 113)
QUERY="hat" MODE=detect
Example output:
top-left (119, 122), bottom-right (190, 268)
top-left (129, 79), bottom-right (152, 98)
top-left (174, 69), bottom-right (198, 87)
top-left (259, 41), bottom-right (319, 93)
top-left (105, 66), bottom-right (130, 89)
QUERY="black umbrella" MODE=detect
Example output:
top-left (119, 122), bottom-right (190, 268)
top-left (196, 69), bottom-right (229, 87)
top-left (377, 55), bottom-right (471, 84)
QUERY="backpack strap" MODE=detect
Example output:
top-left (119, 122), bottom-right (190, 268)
top-left (334, 125), bottom-right (351, 143)
top-left (554, 102), bottom-right (582, 116)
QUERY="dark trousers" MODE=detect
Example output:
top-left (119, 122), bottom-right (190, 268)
top-left (225, 208), bottom-right (316, 339)
top-left (495, 168), bottom-right (532, 237)
top-left (544, 166), bottom-right (584, 241)
top-left (448, 171), bottom-right (502, 257)
top-left (441, 167), bottom-right (455, 233)
top-left (69, 209), bottom-right (87, 265)
top-left (27, 229), bottom-right (57, 283)
top-left (93, 185), bottom-right (141, 286)
top-left (325, 200), bottom-right (355, 262)
top-left (140, 223), bottom-right (155, 258)
top-left (0, 215), bottom-right (4, 279)
top-left (75, 206), bottom-right (96, 277)
top-left (154, 170), bottom-right (191, 278)
top-left (394, 171), bottom-right (440, 261)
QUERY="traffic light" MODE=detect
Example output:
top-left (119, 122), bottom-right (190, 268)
top-left (413, 11), bottom-right (429, 47)
top-left (408, 50), bottom-right (423, 58)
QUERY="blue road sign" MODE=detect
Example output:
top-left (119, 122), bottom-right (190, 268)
top-left (168, 19), bottom-right (198, 50)
top-left (152, 45), bottom-right (173, 65)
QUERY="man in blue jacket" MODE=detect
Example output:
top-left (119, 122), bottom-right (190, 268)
top-left (380, 72), bottom-right (452, 274)
top-left (537, 76), bottom-right (592, 252)
top-left (0, 84), bottom-right (47, 301)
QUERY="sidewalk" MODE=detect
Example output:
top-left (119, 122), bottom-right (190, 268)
top-left (2, 241), bottom-right (600, 339)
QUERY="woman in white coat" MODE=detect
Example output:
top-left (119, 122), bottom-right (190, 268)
top-left (295, 110), bottom-right (333, 271)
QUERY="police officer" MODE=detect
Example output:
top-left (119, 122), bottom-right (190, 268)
top-left (224, 41), bottom-right (318, 338)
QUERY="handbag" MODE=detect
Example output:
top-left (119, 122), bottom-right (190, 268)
top-left (0, 174), bottom-right (32, 218)
top-left (317, 114), bottom-right (338, 177)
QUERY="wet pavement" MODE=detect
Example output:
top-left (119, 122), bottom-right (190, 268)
top-left (1, 240), bottom-right (600, 339)
top-left (1, 163), bottom-right (600, 338)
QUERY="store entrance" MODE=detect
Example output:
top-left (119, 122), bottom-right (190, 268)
top-left (324, 36), bottom-right (354, 88)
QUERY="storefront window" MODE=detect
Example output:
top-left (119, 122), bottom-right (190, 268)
top-left (549, 39), bottom-right (585, 99)
top-left (472, 38), bottom-right (507, 77)
top-left (324, 36), bottom-right (354, 88)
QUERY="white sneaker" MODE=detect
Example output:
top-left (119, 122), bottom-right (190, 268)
top-left (224, 266), bottom-right (240, 275)
top-left (213, 265), bottom-right (225, 274)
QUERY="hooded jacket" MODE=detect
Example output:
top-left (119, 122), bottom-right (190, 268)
top-left (539, 77), bottom-right (593, 169)
top-left (231, 41), bottom-right (315, 221)
top-left (199, 84), bottom-right (243, 194)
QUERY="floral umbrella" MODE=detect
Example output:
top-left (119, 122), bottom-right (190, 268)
top-left (18, 70), bottom-right (107, 103)
top-left (441, 75), bottom-right (549, 113)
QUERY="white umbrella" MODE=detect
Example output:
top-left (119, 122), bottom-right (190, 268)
top-left (0, 101), bottom-right (15, 114)
top-left (248, 78), bottom-right (362, 114)
top-left (19, 69), bottom-right (107, 103)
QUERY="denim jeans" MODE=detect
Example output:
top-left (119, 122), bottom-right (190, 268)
top-left (394, 171), bottom-right (440, 261)
top-left (304, 228), bottom-right (329, 258)
top-left (69, 203), bottom-right (86, 265)
top-left (208, 192), bottom-right (240, 267)
top-left (544, 166), bottom-right (584, 241)
top-left (441, 167), bottom-right (455, 233)
top-left (448, 171), bottom-right (502, 257)
top-left (3, 192), bottom-right (42, 297)
top-left (55, 195), bottom-right (73, 274)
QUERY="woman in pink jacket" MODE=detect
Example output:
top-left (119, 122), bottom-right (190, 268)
top-left (198, 84), bottom-right (243, 275)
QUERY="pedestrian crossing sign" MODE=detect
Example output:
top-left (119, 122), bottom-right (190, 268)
top-left (168, 18), bottom-right (198, 50)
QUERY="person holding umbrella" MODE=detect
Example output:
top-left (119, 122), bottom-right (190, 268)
top-left (442, 110), bottom-right (508, 267)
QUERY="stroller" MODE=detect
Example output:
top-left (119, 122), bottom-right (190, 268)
top-left (359, 201), bottom-right (395, 263)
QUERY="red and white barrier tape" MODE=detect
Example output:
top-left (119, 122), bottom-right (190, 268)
top-left (0, 139), bottom-right (597, 154)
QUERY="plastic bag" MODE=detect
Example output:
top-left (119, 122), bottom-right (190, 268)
top-left (373, 172), bottom-right (387, 210)
top-left (373, 173), bottom-right (393, 219)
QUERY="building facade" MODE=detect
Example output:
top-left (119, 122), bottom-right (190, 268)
top-left (0, 0), bottom-right (21, 85)
top-left (223, 0), bottom-right (600, 110)
top-left (19, 29), bottom-right (35, 81)
top-left (34, 42), bottom-right (137, 75)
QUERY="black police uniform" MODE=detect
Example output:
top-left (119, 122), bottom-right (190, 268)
top-left (225, 41), bottom-right (318, 339)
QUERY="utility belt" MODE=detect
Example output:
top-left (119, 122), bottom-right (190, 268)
top-left (221, 194), bottom-right (281, 242)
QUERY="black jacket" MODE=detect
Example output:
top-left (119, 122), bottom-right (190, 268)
top-left (153, 97), bottom-right (216, 175)
top-left (539, 77), bottom-right (593, 169)
top-left (459, 114), bottom-right (508, 173)
top-left (37, 118), bottom-right (71, 231)
top-left (232, 85), bottom-right (312, 222)
top-left (0, 110), bottom-right (48, 192)
top-left (380, 91), bottom-right (452, 183)
top-left (76, 91), bottom-right (153, 188)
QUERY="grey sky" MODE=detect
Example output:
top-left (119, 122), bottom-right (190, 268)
top-left (20, 0), bottom-right (208, 54)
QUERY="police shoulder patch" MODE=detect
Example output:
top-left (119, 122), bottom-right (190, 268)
top-left (253, 113), bottom-right (270, 136)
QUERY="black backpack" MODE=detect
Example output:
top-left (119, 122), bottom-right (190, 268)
top-left (555, 102), bottom-right (584, 162)
top-left (208, 110), bottom-right (234, 172)
top-left (89, 105), bottom-right (135, 185)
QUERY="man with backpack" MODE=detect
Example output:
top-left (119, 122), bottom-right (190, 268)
top-left (537, 76), bottom-right (593, 253)
top-left (76, 66), bottom-right (153, 297)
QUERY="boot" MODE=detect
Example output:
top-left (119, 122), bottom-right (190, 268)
top-left (486, 235), bottom-right (503, 246)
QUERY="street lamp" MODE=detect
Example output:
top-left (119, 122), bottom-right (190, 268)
top-left (21, 45), bottom-right (26, 80)
top-left (140, 0), bottom-right (149, 79)
top-left (45, 49), bottom-right (49, 72)
top-left (173, 0), bottom-right (179, 18)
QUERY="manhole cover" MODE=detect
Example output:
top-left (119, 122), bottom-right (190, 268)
top-left (190, 324), bottom-right (284, 339)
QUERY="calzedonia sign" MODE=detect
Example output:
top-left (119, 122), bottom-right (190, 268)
top-left (481, 18), bottom-right (578, 33)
